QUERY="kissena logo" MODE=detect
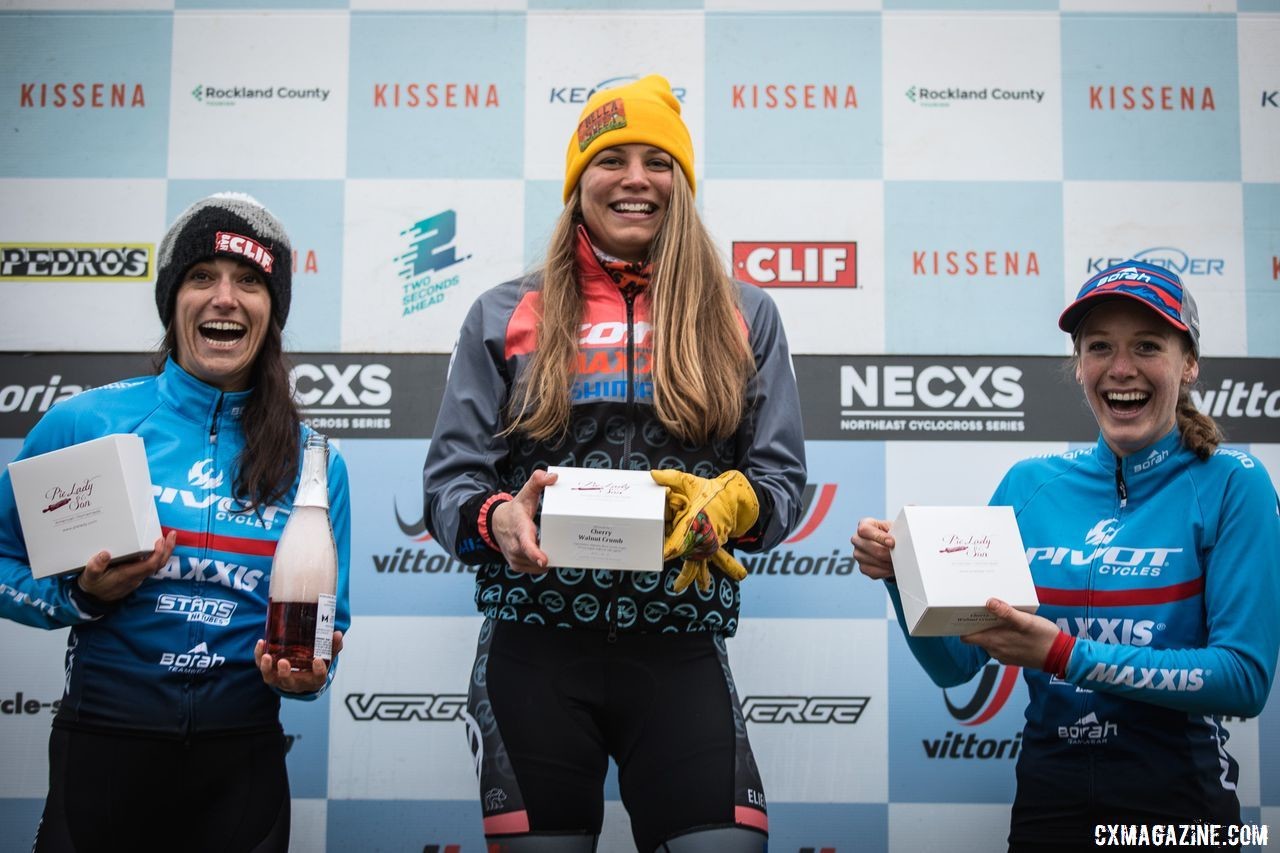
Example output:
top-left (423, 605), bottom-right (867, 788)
top-left (1086, 247), bottom-right (1224, 277)
top-left (731, 83), bottom-right (859, 110)
top-left (550, 75), bottom-right (687, 105)
top-left (1, 244), bottom-right (152, 281)
top-left (156, 593), bottom-right (237, 626)
top-left (345, 693), bottom-right (467, 721)
top-left (922, 663), bottom-right (1022, 760)
top-left (372, 82), bottom-right (500, 109)
top-left (911, 250), bottom-right (1040, 277)
top-left (19, 82), bottom-right (146, 109)
top-left (398, 210), bottom-right (471, 318)
top-left (732, 242), bottom-right (857, 288)
top-left (1088, 84), bottom-right (1215, 111)
top-left (741, 696), bottom-right (868, 724)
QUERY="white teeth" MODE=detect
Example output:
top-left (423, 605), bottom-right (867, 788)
top-left (200, 321), bottom-right (245, 332)
top-left (1106, 391), bottom-right (1149, 402)
top-left (613, 202), bottom-right (655, 213)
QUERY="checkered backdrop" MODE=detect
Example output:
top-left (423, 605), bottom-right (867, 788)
top-left (1, 2), bottom-right (1278, 852)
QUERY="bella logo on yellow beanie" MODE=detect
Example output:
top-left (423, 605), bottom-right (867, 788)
top-left (577, 98), bottom-right (627, 152)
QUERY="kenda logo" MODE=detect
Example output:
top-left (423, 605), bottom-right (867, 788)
top-left (1026, 545), bottom-right (1182, 577)
top-left (841, 365), bottom-right (1024, 411)
top-left (187, 459), bottom-right (224, 491)
top-left (1084, 518), bottom-right (1122, 547)
top-left (1055, 617), bottom-right (1157, 646)
top-left (1131, 448), bottom-right (1170, 474)
top-left (549, 76), bottom-right (687, 105)
top-left (1086, 664), bottom-right (1204, 692)
top-left (1086, 248), bottom-right (1224, 277)
top-left (155, 593), bottom-right (237, 626)
top-left (741, 696), bottom-right (868, 724)
top-left (153, 556), bottom-right (263, 592)
top-left (732, 242), bottom-right (857, 288)
top-left (344, 693), bottom-right (467, 721)
top-left (159, 642), bottom-right (226, 674)
top-left (1058, 712), bottom-right (1117, 745)
top-left (1192, 380), bottom-right (1280, 420)
top-left (1, 244), bottom-right (152, 281)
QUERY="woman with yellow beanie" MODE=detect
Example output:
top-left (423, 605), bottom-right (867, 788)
top-left (424, 74), bottom-right (806, 853)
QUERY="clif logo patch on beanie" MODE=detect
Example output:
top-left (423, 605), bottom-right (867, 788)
top-left (214, 231), bottom-right (274, 273)
top-left (577, 98), bottom-right (627, 152)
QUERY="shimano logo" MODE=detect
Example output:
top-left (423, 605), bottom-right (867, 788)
top-left (1055, 617), bottom-right (1156, 646)
top-left (1086, 664), bottom-right (1204, 692)
top-left (344, 693), bottom-right (467, 721)
top-left (741, 696), bottom-right (868, 724)
top-left (1132, 448), bottom-right (1169, 473)
top-left (1212, 448), bottom-right (1256, 470)
top-left (159, 643), bottom-right (226, 673)
top-left (187, 458), bottom-right (224, 490)
top-left (155, 594), bottom-right (237, 626)
top-left (1084, 518), bottom-right (1122, 547)
top-left (1058, 712), bottom-right (1117, 745)
top-left (841, 364), bottom-right (1023, 410)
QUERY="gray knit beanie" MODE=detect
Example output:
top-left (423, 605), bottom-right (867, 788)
top-left (155, 193), bottom-right (292, 328)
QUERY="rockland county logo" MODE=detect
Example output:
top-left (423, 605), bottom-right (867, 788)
top-left (397, 210), bottom-right (471, 318)
top-left (191, 84), bottom-right (332, 106)
top-left (1, 244), bottom-right (152, 282)
top-left (905, 85), bottom-right (1046, 107)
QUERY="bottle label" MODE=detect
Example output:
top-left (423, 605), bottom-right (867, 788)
top-left (313, 593), bottom-right (337, 661)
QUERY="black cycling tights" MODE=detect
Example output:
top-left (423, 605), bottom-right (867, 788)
top-left (34, 726), bottom-right (290, 853)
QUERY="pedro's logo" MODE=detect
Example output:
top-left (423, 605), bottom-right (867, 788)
top-left (1, 244), bottom-right (152, 281)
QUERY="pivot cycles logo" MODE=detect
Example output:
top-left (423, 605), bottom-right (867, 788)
top-left (923, 662), bottom-right (1022, 760)
top-left (730, 83), bottom-right (860, 110)
top-left (291, 360), bottom-right (392, 432)
top-left (154, 457), bottom-right (290, 531)
top-left (549, 75), bottom-right (687, 105)
top-left (1086, 247), bottom-right (1224, 277)
top-left (18, 81), bottom-right (146, 109)
top-left (1087, 84), bottom-right (1216, 111)
top-left (905, 85), bottom-right (1046, 107)
top-left (839, 362), bottom-right (1027, 436)
top-left (741, 696), bottom-right (869, 724)
top-left (191, 84), bottom-right (332, 106)
top-left (155, 593), bottom-right (237, 626)
top-left (1026, 517), bottom-right (1183, 580)
top-left (0, 691), bottom-right (60, 716)
top-left (398, 210), bottom-right (471, 318)
top-left (1, 244), bottom-right (152, 281)
top-left (732, 242), bottom-right (857, 288)
top-left (345, 693), bottom-right (468, 721)
top-left (738, 483), bottom-right (853, 577)
top-left (911, 249), bottom-right (1040, 277)
top-left (372, 81), bottom-right (500, 109)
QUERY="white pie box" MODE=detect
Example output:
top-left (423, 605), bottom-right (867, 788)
top-left (7, 434), bottom-right (162, 579)
top-left (540, 466), bottom-right (666, 572)
top-left (890, 505), bottom-right (1039, 636)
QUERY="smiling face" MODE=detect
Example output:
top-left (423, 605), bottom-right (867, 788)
top-left (577, 144), bottom-right (674, 262)
top-left (173, 257), bottom-right (272, 392)
top-left (1074, 300), bottom-right (1198, 458)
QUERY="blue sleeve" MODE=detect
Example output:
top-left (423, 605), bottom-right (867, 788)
top-left (884, 581), bottom-right (990, 688)
top-left (1066, 459), bottom-right (1280, 716)
top-left (0, 406), bottom-right (111, 628)
top-left (280, 443), bottom-right (352, 702)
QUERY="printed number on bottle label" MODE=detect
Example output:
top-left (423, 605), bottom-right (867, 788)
top-left (313, 594), bottom-right (337, 660)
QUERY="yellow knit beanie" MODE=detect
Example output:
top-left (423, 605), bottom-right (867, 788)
top-left (563, 74), bottom-right (695, 203)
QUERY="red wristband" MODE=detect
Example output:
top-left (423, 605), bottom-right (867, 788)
top-left (477, 492), bottom-right (514, 552)
top-left (1042, 631), bottom-right (1077, 679)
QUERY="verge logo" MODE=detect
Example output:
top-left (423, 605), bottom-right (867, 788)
top-left (905, 85), bottom-right (1045, 107)
top-left (19, 82), bottom-right (145, 109)
top-left (839, 363), bottom-right (1026, 435)
top-left (732, 242), bottom-right (857, 288)
top-left (550, 75), bottom-right (687, 105)
top-left (191, 84), bottom-right (331, 106)
top-left (291, 361), bottom-right (392, 432)
top-left (373, 82), bottom-right (499, 108)
top-left (345, 692), bottom-right (468, 721)
top-left (1086, 247), bottom-right (1223, 277)
top-left (731, 83), bottom-right (858, 110)
top-left (398, 211), bottom-right (471, 318)
top-left (741, 696), bottom-right (868, 724)
top-left (1, 244), bottom-right (152, 281)
top-left (1088, 84), bottom-right (1215, 111)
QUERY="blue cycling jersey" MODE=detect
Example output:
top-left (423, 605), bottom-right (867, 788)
top-left (0, 358), bottom-right (352, 737)
top-left (888, 429), bottom-right (1280, 830)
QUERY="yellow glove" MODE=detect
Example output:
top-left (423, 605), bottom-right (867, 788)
top-left (649, 469), bottom-right (760, 593)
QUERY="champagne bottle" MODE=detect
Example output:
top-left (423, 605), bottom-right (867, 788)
top-left (263, 433), bottom-right (337, 671)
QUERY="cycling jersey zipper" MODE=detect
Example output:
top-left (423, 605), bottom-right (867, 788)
top-left (607, 286), bottom-right (640, 644)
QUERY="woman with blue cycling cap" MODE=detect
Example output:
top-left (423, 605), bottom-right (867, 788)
top-left (854, 259), bottom-right (1280, 852)
top-left (0, 193), bottom-right (351, 853)
top-left (423, 74), bottom-right (806, 853)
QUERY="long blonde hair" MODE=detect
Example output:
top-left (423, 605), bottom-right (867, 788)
top-left (507, 169), bottom-right (754, 444)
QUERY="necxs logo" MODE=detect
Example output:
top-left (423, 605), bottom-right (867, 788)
top-left (155, 593), bottom-right (237, 626)
top-left (344, 693), bottom-right (467, 721)
top-left (290, 362), bottom-right (391, 410)
top-left (732, 242), bottom-right (857, 288)
top-left (841, 364), bottom-right (1023, 410)
top-left (741, 696), bottom-right (868, 724)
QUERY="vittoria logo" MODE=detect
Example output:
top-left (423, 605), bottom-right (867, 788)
top-left (732, 242), bottom-right (857, 288)
top-left (1086, 247), bottom-right (1224, 277)
top-left (372, 82), bottom-right (500, 108)
top-left (1088, 85), bottom-right (1216, 111)
top-left (921, 663), bottom-right (1022, 761)
top-left (344, 692), bottom-right (468, 721)
top-left (1, 244), bottom-right (152, 281)
top-left (784, 483), bottom-right (838, 545)
top-left (291, 249), bottom-right (319, 275)
top-left (1192, 380), bottom-right (1280, 420)
top-left (395, 497), bottom-right (431, 541)
top-left (191, 84), bottom-right (331, 105)
top-left (739, 480), bottom-right (852, 577)
top-left (731, 83), bottom-right (859, 110)
top-left (0, 374), bottom-right (85, 415)
top-left (19, 82), bottom-right (146, 109)
top-left (741, 696), bottom-right (869, 724)
top-left (550, 75), bottom-right (687, 105)
top-left (214, 232), bottom-right (274, 273)
top-left (398, 210), bottom-right (470, 318)
top-left (911, 250), bottom-right (1040, 277)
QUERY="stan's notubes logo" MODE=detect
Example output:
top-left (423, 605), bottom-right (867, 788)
top-left (1, 244), bottom-right (153, 281)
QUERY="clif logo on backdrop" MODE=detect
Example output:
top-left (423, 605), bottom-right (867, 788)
top-left (733, 242), bottom-right (857, 288)
top-left (1, 244), bottom-right (152, 281)
top-left (19, 82), bottom-right (146, 109)
top-left (1087, 85), bottom-right (1216, 111)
